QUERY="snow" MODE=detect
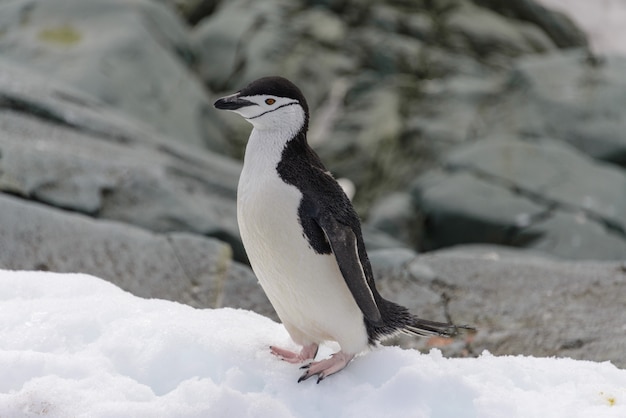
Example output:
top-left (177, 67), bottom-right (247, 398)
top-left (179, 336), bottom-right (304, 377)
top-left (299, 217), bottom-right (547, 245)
top-left (1, 270), bottom-right (625, 418)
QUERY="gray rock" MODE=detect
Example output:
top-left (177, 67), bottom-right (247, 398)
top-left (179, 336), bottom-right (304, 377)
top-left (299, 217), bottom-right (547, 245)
top-left (367, 248), bottom-right (449, 347)
top-left (0, 93), bottom-right (244, 260)
top-left (0, 0), bottom-right (229, 152)
top-left (154, 0), bottom-right (220, 24)
top-left (523, 211), bottom-right (626, 260)
top-left (414, 245), bottom-right (626, 367)
top-left (412, 170), bottom-right (546, 250)
top-left (412, 137), bottom-right (626, 259)
top-left (367, 191), bottom-right (419, 246)
top-left (483, 51), bottom-right (626, 166)
top-left (406, 71), bottom-right (506, 151)
top-left (193, 0), bottom-right (300, 92)
top-left (367, 4), bottom-right (435, 42)
top-left (361, 224), bottom-right (410, 252)
top-left (0, 193), bottom-right (235, 309)
top-left (446, 2), bottom-right (555, 57)
top-left (293, 6), bottom-right (347, 47)
top-left (278, 39), bottom-right (355, 111)
top-left (473, 0), bottom-right (588, 49)
top-left (369, 247), bottom-right (419, 276)
top-left (220, 260), bottom-right (277, 320)
top-left (446, 137), bottom-right (626, 234)
top-left (316, 79), bottom-right (403, 211)
top-left (344, 70), bottom-right (505, 221)
top-left (347, 27), bottom-right (426, 76)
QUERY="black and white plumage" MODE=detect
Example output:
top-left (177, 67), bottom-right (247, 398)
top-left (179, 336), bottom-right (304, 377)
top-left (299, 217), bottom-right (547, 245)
top-left (214, 76), bottom-right (470, 383)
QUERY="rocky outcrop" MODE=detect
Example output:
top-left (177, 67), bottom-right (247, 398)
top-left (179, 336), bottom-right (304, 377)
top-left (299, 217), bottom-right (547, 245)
top-left (371, 245), bottom-right (626, 368)
top-left (412, 137), bottom-right (626, 259)
top-left (0, 194), bottom-right (224, 307)
top-left (400, 48), bottom-right (626, 259)
top-left (0, 0), bottom-right (229, 152)
top-left (0, 59), bottom-right (246, 261)
top-left (484, 51), bottom-right (626, 166)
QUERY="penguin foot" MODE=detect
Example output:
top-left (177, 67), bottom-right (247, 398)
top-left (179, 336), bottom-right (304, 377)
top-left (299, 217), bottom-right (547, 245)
top-left (298, 351), bottom-right (354, 384)
top-left (270, 343), bottom-right (318, 364)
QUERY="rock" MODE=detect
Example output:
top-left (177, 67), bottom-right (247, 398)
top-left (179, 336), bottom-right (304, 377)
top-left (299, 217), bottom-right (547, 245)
top-left (0, 0), bottom-right (229, 153)
top-left (278, 39), bottom-right (355, 110)
top-left (473, 0), bottom-right (589, 49)
top-left (347, 27), bottom-right (426, 76)
top-left (155, 0), bottom-right (220, 25)
top-left (367, 248), bottom-right (451, 354)
top-left (293, 6), bottom-right (347, 47)
top-left (367, 191), bottom-right (420, 246)
top-left (446, 1), bottom-right (556, 57)
top-left (412, 137), bottom-right (626, 259)
top-left (342, 70), bottom-right (505, 218)
top-left (0, 60), bottom-right (245, 260)
top-left (0, 193), bottom-right (236, 309)
top-left (316, 78), bottom-right (404, 211)
top-left (446, 137), bottom-right (626, 234)
top-left (483, 50), bottom-right (626, 166)
top-left (220, 261), bottom-right (276, 320)
top-left (365, 245), bottom-right (626, 367)
top-left (193, 0), bottom-right (300, 92)
top-left (361, 224), bottom-right (410, 252)
top-left (412, 170), bottom-right (546, 250)
top-left (368, 247), bottom-right (419, 276)
top-left (525, 211), bottom-right (626, 260)
top-left (366, 3), bottom-right (435, 42)
top-left (412, 245), bottom-right (626, 368)
top-left (406, 71), bottom-right (505, 149)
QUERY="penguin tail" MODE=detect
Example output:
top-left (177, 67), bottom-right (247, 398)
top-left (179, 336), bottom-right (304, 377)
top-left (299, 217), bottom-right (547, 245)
top-left (366, 299), bottom-right (475, 343)
top-left (405, 316), bottom-right (473, 338)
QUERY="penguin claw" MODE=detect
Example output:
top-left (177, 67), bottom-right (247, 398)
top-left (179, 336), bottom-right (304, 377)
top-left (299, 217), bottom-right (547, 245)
top-left (297, 351), bottom-right (354, 383)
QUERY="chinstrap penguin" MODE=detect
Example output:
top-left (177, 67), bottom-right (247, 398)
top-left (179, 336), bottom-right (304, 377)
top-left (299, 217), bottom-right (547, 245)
top-left (214, 76), bottom-right (472, 383)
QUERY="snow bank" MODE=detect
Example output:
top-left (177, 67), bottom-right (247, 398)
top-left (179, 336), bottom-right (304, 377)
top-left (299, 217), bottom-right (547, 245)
top-left (1, 270), bottom-right (625, 417)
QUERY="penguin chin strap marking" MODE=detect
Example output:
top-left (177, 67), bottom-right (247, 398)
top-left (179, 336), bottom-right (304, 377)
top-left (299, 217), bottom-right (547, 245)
top-left (245, 101), bottom-right (299, 120)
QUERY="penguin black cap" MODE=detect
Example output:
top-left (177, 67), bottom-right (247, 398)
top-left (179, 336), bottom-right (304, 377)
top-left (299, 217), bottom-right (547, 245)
top-left (214, 76), bottom-right (309, 115)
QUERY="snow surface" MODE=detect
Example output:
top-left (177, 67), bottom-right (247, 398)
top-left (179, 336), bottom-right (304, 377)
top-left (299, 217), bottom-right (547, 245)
top-left (1, 270), bottom-right (625, 418)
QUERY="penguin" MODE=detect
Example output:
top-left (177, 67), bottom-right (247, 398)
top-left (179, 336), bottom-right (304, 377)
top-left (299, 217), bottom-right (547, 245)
top-left (214, 76), bottom-right (471, 383)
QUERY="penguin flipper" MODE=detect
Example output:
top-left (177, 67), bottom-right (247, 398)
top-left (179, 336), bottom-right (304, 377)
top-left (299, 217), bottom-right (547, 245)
top-left (315, 214), bottom-right (383, 325)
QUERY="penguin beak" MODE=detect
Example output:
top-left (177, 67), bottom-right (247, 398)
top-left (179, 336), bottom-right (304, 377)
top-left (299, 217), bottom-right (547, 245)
top-left (214, 93), bottom-right (255, 110)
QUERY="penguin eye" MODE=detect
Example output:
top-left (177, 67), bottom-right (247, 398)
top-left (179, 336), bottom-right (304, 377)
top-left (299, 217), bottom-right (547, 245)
top-left (265, 98), bottom-right (276, 105)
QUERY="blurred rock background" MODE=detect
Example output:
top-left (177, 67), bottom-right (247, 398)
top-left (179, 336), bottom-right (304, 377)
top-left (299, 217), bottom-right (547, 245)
top-left (0, 0), bottom-right (624, 366)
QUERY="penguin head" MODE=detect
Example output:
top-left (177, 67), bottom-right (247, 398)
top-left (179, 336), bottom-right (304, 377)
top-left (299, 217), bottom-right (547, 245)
top-left (214, 76), bottom-right (309, 133)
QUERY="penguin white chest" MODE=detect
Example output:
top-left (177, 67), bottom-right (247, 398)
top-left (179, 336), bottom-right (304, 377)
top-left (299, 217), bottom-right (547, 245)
top-left (237, 135), bottom-right (367, 353)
